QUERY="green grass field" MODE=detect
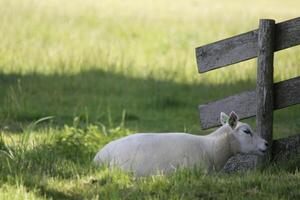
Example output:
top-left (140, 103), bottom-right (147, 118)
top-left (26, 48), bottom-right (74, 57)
top-left (0, 0), bottom-right (300, 199)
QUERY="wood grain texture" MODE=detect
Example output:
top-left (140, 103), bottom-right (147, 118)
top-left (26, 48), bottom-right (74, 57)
top-left (198, 76), bottom-right (300, 129)
top-left (195, 17), bottom-right (300, 73)
top-left (199, 91), bottom-right (256, 129)
top-left (256, 19), bottom-right (275, 164)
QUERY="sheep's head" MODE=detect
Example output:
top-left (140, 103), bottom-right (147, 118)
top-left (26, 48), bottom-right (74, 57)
top-left (220, 111), bottom-right (268, 156)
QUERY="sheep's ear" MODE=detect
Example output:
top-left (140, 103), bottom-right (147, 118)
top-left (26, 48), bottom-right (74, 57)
top-left (228, 111), bottom-right (239, 129)
top-left (220, 112), bottom-right (229, 125)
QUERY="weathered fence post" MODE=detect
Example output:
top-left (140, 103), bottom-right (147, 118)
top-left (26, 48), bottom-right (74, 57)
top-left (256, 19), bottom-right (275, 165)
top-left (196, 17), bottom-right (300, 172)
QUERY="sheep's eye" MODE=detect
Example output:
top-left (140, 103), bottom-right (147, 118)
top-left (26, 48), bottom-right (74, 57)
top-left (244, 129), bottom-right (252, 136)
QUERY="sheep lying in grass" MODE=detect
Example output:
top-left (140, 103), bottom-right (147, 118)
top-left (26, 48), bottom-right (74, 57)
top-left (93, 112), bottom-right (268, 176)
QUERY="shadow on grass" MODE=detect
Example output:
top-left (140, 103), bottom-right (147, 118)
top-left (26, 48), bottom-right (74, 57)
top-left (0, 69), bottom-right (259, 132)
top-left (24, 152), bottom-right (300, 200)
top-left (0, 139), bottom-right (97, 199)
top-left (34, 183), bottom-right (78, 200)
top-left (1, 68), bottom-right (299, 136)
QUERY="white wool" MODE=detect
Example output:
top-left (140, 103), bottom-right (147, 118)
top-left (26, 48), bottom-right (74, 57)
top-left (93, 124), bottom-right (244, 176)
top-left (93, 111), bottom-right (269, 177)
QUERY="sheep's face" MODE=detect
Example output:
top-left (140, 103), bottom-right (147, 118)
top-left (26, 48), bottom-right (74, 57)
top-left (220, 112), bottom-right (268, 155)
top-left (232, 122), bottom-right (268, 155)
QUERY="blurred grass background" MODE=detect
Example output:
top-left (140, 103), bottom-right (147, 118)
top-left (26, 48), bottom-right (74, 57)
top-left (0, 0), bottom-right (299, 82)
top-left (0, 0), bottom-right (299, 136)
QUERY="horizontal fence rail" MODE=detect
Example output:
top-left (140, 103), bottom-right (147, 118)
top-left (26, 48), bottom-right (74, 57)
top-left (199, 76), bottom-right (300, 129)
top-left (195, 17), bottom-right (300, 73)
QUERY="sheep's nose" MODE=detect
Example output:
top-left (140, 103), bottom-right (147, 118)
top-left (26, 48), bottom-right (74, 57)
top-left (265, 142), bottom-right (269, 147)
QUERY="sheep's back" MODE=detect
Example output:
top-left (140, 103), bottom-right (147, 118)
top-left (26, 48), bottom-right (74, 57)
top-left (94, 133), bottom-right (207, 176)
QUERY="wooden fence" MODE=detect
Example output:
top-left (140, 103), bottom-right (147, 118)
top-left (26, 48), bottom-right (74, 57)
top-left (195, 17), bottom-right (300, 166)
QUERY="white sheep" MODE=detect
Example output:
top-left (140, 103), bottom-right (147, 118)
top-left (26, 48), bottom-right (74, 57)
top-left (93, 112), bottom-right (268, 176)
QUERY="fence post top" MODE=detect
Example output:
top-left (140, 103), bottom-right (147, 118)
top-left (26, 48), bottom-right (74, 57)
top-left (259, 19), bottom-right (276, 26)
top-left (259, 19), bottom-right (275, 22)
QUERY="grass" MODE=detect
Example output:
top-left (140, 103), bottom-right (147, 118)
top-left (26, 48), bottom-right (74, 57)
top-left (0, 0), bottom-right (300, 199)
top-left (1, 123), bottom-right (300, 199)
